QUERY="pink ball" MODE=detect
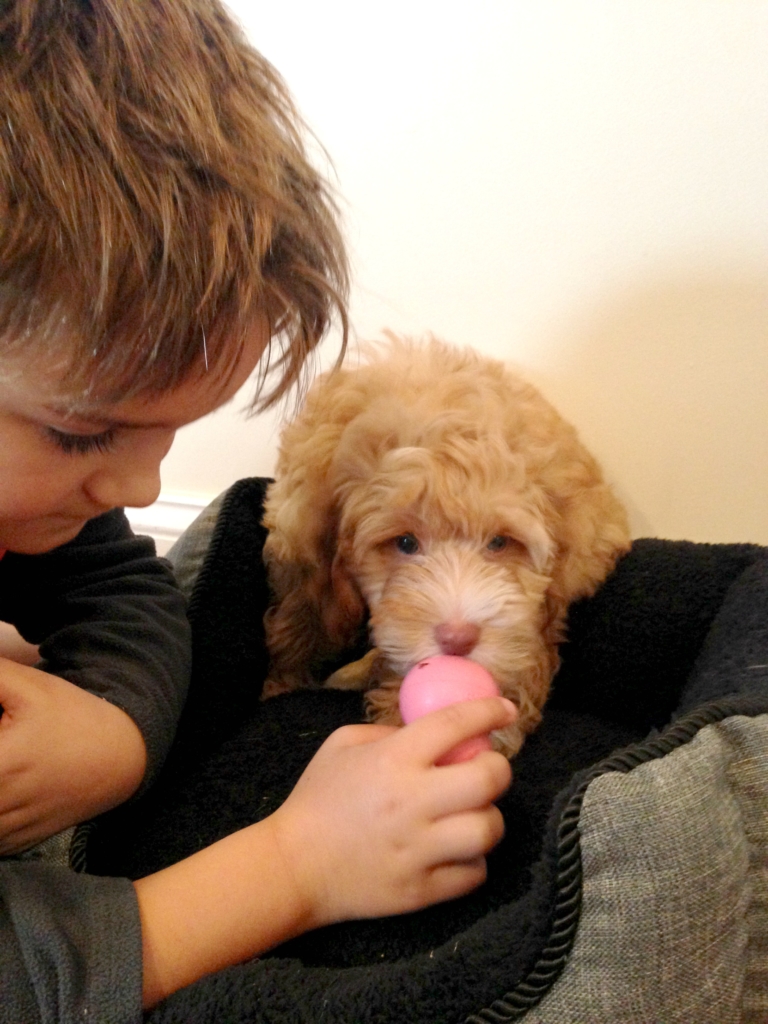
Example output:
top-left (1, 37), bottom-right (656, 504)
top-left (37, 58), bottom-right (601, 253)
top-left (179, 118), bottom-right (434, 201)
top-left (399, 655), bottom-right (500, 764)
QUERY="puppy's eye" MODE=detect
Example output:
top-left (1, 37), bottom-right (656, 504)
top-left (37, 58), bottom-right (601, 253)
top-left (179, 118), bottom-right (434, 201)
top-left (394, 533), bottom-right (419, 555)
top-left (487, 535), bottom-right (512, 552)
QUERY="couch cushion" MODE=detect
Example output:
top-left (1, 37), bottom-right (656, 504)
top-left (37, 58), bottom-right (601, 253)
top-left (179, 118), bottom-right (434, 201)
top-left (515, 713), bottom-right (768, 1024)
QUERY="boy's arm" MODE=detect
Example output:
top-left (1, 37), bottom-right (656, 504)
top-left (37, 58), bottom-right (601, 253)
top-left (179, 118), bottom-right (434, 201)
top-left (0, 508), bottom-right (191, 790)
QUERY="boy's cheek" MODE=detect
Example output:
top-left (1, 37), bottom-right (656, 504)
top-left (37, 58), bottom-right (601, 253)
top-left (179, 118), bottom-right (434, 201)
top-left (0, 480), bottom-right (72, 521)
top-left (0, 509), bottom-right (90, 554)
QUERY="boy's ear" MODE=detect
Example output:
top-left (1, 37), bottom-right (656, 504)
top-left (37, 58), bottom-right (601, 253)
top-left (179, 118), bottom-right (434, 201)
top-left (320, 547), bottom-right (367, 647)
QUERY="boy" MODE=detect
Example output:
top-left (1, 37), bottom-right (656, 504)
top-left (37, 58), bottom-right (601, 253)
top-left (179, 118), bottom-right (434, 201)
top-left (0, 1), bottom-right (516, 1021)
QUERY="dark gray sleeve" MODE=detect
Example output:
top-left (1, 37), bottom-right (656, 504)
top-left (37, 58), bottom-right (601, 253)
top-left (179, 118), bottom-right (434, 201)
top-left (0, 509), bottom-right (192, 790)
top-left (0, 862), bottom-right (143, 1024)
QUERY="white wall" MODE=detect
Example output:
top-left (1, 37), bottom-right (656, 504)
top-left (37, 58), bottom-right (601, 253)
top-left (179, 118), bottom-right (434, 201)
top-left (148, 1), bottom-right (768, 548)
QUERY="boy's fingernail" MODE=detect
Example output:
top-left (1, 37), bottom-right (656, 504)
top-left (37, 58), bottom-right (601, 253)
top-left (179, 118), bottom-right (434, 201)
top-left (500, 698), bottom-right (518, 717)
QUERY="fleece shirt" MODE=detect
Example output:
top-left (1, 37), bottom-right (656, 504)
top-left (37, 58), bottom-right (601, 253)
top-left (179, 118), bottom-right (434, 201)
top-left (0, 508), bottom-right (192, 1024)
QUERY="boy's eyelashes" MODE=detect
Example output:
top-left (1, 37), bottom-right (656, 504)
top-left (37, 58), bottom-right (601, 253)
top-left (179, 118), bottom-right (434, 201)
top-left (45, 426), bottom-right (118, 456)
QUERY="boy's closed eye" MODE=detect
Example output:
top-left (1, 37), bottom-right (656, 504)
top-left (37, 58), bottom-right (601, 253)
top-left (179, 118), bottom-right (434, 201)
top-left (45, 426), bottom-right (118, 456)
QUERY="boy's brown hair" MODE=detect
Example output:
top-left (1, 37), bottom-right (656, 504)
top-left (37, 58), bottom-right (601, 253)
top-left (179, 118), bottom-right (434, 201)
top-left (0, 0), bottom-right (348, 407)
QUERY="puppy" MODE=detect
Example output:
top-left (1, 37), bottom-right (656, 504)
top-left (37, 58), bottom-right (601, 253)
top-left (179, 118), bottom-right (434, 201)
top-left (261, 336), bottom-right (630, 757)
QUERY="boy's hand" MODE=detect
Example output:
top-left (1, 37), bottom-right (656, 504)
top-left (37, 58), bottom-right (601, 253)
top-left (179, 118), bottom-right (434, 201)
top-left (136, 696), bottom-right (515, 1005)
top-left (0, 657), bottom-right (146, 854)
top-left (268, 696), bottom-right (516, 929)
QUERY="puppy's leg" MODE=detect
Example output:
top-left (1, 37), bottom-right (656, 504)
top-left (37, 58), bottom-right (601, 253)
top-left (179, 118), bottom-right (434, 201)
top-left (261, 676), bottom-right (301, 700)
top-left (323, 648), bottom-right (381, 690)
top-left (491, 722), bottom-right (526, 760)
top-left (364, 676), bottom-right (405, 727)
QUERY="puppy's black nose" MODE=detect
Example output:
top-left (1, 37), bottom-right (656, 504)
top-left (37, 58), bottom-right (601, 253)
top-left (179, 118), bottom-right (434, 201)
top-left (434, 621), bottom-right (481, 657)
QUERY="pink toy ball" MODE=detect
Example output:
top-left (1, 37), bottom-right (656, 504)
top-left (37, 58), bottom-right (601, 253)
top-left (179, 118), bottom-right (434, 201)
top-left (399, 654), bottom-right (501, 765)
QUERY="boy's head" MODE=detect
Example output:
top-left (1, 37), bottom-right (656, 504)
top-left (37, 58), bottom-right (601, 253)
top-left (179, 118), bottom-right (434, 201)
top-left (0, 0), bottom-right (348, 408)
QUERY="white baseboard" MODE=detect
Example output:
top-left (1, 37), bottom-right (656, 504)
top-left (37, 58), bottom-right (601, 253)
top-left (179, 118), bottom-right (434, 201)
top-left (125, 495), bottom-right (210, 556)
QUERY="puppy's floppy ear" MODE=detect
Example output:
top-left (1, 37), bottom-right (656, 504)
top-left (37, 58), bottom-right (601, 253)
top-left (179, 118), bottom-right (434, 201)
top-left (262, 474), bottom-right (368, 687)
top-left (547, 478), bottom-right (631, 607)
top-left (321, 544), bottom-right (367, 648)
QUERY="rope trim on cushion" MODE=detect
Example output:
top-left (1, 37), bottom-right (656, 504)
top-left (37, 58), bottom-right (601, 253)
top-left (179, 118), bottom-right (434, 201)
top-left (465, 693), bottom-right (768, 1023)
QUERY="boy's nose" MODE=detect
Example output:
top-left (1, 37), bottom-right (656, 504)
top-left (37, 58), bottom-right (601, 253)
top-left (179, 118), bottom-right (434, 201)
top-left (82, 431), bottom-right (173, 512)
top-left (83, 463), bottom-right (163, 512)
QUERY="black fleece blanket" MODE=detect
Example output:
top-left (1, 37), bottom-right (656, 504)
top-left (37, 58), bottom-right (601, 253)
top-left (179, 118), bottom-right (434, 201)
top-left (85, 479), bottom-right (768, 1023)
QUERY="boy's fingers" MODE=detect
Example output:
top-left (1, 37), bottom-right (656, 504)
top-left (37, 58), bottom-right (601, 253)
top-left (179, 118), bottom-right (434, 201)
top-left (425, 750), bottom-right (512, 817)
top-left (424, 857), bottom-right (489, 905)
top-left (427, 805), bottom-right (507, 863)
top-left (400, 697), bottom-right (517, 767)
